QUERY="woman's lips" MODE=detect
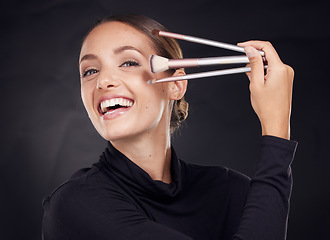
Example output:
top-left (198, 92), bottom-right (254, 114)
top-left (98, 96), bottom-right (134, 120)
top-left (102, 106), bottom-right (133, 120)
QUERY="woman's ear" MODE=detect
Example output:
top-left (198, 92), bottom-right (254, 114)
top-left (169, 69), bottom-right (188, 100)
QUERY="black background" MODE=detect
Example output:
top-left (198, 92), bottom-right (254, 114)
top-left (1, 0), bottom-right (330, 239)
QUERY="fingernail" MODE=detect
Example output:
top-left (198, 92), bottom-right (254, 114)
top-left (244, 47), bottom-right (255, 59)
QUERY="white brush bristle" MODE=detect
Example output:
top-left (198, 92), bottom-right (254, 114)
top-left (150, 55), bottom-right (169, 73)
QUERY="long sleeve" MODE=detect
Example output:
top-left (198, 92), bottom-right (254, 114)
top-left (42, 176), bottom-right (193, 240)
top-left (234, 136), bottom-right (298, 240)
top-left (42, 137), bottom-right (297, 240)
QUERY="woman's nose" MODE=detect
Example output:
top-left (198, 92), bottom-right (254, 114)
top-left (96, 71), bottom-right (120, 89)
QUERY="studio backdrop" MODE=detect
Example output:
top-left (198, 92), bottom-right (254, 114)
top-left (1, 0), bottom-right (330, 239)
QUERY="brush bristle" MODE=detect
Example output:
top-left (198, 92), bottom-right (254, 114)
top-left (151, 29), bottom-right (160, 36)
top-left (149, 55), bottom-right (169, 73)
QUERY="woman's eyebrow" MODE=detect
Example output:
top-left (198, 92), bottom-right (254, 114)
top-left (79, 46), bottom-right (143, 64)
top-left (113, 46), bottom-right (143, 55)
top-left (79, 54), bottom-right (97, 64)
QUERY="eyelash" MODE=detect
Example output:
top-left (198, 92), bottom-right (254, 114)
top-left (82, 68), bottom-right (99, 78)
top-left (119, 60), bottom-right (140, 67)
top-left (81, 60), bottom-right (140, 78)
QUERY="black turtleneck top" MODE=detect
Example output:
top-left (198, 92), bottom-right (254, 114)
top-left (42, 136), bottom-right (297, 240)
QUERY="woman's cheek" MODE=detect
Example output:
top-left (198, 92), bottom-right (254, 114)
top-left (81, 83), bottom-right (95, 113)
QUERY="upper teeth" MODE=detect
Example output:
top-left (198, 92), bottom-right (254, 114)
top-left (100, 98), bottom-right (133, 113)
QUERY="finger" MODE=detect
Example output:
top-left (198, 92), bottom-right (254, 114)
top-left (244, 46), bottom-right (265, 85)
top-left (238, 41), bottom-right (283, 67)
top-left (245, 71), bottom-right (251, 81)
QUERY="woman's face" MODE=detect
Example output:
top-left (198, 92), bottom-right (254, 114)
top-left (79, 22), bottom-right (180, 142)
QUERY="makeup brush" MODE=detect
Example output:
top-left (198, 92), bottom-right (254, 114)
top-left (149, 55), bottom-right (250, 73)
top-left (152, 29), bottom-right (265, 56)
top-left (149, 29), bottom-right (267, 84)
top-left (147, 67), bottom-right (254, 84)
top-left (147, 64), bottom-right (268, 84)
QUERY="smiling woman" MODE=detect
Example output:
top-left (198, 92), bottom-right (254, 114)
top-left (42, 14), bottom-right (297, 240)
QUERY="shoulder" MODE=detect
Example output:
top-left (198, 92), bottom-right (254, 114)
top-left (42, 167), bottom-right (95, 211)
top-left (179, 159), bottom-right (250, 192)
top-left (46, 166), bottom-right (101, 199)
top-left (42, 165), bottom-right (136, 227)
top-left (180, 159), bottom-right (250, 182)
top-left (43, 165), bottom-right (125, 214)
top-left (42, 166), bottom-right (144, 239)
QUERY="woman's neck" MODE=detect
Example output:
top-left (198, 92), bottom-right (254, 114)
top-left (110, 130), bottom-right (172, 184)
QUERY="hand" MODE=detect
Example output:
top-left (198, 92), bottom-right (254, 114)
top-left (238, 41), bottom-right (294, 140)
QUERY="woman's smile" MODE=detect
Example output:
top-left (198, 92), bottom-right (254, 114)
top-left (98, 95), bottom-right (134, 120)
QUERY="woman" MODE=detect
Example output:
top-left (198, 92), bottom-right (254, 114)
top-left (42, 15), bottom-right (297, 240)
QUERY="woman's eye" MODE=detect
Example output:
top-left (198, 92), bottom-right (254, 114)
top-left (82, 68), bottom-right (99, 78)
top-left (120, 60), bottom-right (140, 67)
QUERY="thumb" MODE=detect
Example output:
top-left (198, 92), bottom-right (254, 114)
top-left (244, 46), bottom-right (265, 84)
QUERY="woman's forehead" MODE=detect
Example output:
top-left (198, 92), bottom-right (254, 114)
top-left (82, 21), bottom-right (154, 53)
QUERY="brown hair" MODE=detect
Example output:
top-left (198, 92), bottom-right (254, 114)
top-left (83, 14), bottom-right (189, 134)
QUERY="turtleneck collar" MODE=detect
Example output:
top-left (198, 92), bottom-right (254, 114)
top-left (95, 142), bottom-right (183, 201)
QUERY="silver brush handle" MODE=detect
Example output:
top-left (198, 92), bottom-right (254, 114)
top-left (183, 35), bottom-right (265, 57)
top-left (197, 56), bottom-right (249, 66)
top-left (148, 65), bottom-right (268, 84)
top-left (167, 55), bottom-right (261, 69)
top-left (155, 67), bottom-right (251, 83)
top-left (167, 55), bottom-right (266, 69)
top-left (157, 30), bottom-right (265, 57)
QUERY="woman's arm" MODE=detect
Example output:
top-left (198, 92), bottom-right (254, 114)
top-left (234, 135), bottom-right (297, 240)
top-left (232, 41), bottom-right (297, 240)
top-left (238, 41), bottom-right (294, 140)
